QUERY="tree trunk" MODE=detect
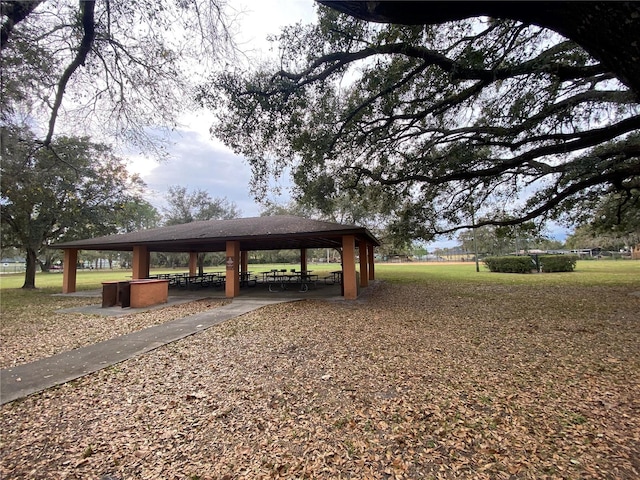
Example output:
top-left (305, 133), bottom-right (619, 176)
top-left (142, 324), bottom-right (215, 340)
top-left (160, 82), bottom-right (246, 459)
top-left (38, 258), bottom-right (50, 273)
top-left (22, 247), bottom-right (38, 289)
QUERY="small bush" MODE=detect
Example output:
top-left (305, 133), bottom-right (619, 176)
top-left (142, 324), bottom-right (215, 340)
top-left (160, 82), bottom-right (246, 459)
top-left (483, 256), bottom-right (535, 273)
top-left (484, 255), bottom-right (579, 273)
top-left (539, 255), bottom-right (578, 272)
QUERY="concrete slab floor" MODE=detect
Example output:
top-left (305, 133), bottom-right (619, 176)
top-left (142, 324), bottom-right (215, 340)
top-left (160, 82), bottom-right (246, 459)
top-left (55, 282), bottom-right (346, 317)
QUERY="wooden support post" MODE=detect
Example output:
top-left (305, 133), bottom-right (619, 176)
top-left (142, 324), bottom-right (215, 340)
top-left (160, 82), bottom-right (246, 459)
top-left (225, 241), bottom-right (240, 298)
top-left (62, 249), bottom-right (78, 293)
top-left (301, 248), bottom-right (307, 272)
top-left (342, 235), bottom-right (358, 299)
top-left (368, 243), bottom-right (375, 280)
top-left (132, 246), bottom-right (150, 279)
top-left (359, 241), bottom-right (369, 287)
top-left (189, 252), bottom-right (198, 276)
top-left (241, 251), bottom-right (248, 275)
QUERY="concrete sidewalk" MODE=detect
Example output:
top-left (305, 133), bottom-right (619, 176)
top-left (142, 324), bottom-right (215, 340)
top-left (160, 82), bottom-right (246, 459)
top-left (0, 298), bottom-right (291, 405)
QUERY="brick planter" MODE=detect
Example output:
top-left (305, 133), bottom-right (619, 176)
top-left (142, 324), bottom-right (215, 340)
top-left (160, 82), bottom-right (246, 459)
top-left (129, 279), bottom-right (169, 308)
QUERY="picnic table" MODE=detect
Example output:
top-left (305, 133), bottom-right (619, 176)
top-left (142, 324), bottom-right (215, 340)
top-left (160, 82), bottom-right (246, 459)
top-left (184, 272), bottom-right (225, 289)
top-left (240, 271), bottom-right (257, 287)
top-left (262, 269), bottom-right (318, 292)
top-left (324, 270), bottom-right (342, 285)
top-left (150, 272), bottom-right (225, 289)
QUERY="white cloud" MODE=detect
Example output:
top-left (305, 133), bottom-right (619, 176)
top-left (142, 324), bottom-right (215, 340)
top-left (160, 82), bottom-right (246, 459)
top-left (133, 128), bottom-right (255, 216)
top-left (126, 0), bottom-right (317, 218)
top-left (235, 0), bottom-right (317, 50)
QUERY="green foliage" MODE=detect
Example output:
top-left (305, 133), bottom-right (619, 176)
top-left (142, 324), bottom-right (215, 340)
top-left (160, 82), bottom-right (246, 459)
top-left (539, 255), bottom-right (578, 273)
top-left (484, 254), bottom-right (579, 273)
top-left (0, 126), bottom-right (145, 288)
top-left (160, 186), bottom-right (240, 272)
top-left (483, 256), bottom-right (536, 274)
top-left (163, 185), bottom-right (240, 225)
top-left (208, 7), bottom-right (639, 243)
top-left (590, 189), bottom-right (640, 236)
top-left (116, 200), bottom-right (160, 233)
top-left (566, 189), bottom-right (640, 251)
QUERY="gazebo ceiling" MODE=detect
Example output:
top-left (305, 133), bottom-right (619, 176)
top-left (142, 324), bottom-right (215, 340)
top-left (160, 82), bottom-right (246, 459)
top-left (53, 215), bottom-right (381, 253)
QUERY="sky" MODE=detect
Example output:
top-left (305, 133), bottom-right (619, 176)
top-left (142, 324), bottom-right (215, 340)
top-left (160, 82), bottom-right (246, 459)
top-left (126, 0), bottom-right (317, 218)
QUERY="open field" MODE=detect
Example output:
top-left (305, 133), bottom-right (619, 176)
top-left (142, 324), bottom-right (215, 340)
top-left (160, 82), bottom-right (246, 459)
top-left (1, 259), bottom-right (637, 292)
top-left (1, 260), bottom-right (639, 478)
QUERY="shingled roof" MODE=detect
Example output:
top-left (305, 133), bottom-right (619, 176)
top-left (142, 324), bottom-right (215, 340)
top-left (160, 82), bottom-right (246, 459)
top-left (53, 216), bottom-right (380, 253)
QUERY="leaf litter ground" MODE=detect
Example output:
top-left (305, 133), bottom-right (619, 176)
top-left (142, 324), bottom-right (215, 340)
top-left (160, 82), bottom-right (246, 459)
top-left (1, 281), bottom-right (639, 479)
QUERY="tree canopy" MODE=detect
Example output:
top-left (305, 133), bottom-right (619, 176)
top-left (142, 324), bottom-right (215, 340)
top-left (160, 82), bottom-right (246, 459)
top-left (1, 126), bottom-right (146, 288)
top-left (206, 7), bottom-right (639, 242)
top-left (565, 190), bottom-right (640, 251)
top-left (163, 185), bottom-right (240, 226)
top-left (318, 1), bottom-right (640, 98)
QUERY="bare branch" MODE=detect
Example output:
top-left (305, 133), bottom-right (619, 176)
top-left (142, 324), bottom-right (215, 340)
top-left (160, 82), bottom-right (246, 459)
top-left (44, 1), bottom-right (96, 146)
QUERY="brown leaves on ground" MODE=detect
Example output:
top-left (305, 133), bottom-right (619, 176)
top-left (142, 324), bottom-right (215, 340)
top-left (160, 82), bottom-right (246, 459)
top-left (0, 298), bottom-right (227, 368)
top-left (1, 281), bottom-right (639, 479)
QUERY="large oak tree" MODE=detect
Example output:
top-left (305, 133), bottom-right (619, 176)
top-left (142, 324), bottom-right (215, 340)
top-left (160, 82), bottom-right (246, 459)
top-left (1, 127), bottom-right (146, 288)
top-left (206, 6), bottom-right (639, 241)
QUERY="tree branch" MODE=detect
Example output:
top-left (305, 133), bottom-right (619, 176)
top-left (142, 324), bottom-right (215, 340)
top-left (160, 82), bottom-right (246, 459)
top-left (0, 0), bottom-right (43, 50)
top-left (346, 118), bottom-right (640, 187)
top-left (44, 0), bottom-right (96, 146)
top-left (274, 40), bottom-right (608, 91)
top-left (435, 165), bottom-right (640, 235)
top-left (318, 1), bottom-right (640, 96)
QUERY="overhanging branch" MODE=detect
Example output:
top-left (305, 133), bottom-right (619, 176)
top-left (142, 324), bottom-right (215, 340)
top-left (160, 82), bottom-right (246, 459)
top-left (0, 0), bottom-right (43, 50)
top-left (44, 1), bottom-right (96, 146)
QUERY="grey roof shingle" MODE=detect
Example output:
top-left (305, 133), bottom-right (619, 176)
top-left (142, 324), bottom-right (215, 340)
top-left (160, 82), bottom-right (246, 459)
top-left (53, 216), bottom-right (380, 252)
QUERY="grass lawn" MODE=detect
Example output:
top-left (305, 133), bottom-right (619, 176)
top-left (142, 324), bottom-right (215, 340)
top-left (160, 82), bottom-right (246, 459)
top-left (1, 259), bottom-right (639, 478)
top-left (1, 259), bottom-right (637, 292)
top-left (374, 259), bottom-right (640, 287)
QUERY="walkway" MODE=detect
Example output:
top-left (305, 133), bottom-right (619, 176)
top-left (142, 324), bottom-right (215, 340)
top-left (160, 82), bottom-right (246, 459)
top-left (0, 297), bottom-right (291, 405)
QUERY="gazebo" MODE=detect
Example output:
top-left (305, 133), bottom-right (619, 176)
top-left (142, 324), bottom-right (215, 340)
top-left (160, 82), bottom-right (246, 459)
top-left (54, 215), bottom-right (380, 300)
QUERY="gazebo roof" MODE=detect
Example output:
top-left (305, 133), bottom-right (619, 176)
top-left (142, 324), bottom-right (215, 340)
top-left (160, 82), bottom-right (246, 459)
top-left (54, 215), bottom-right (381, 253)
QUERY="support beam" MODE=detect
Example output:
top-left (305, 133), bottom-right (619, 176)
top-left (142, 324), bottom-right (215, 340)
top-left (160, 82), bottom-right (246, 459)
top-left (367, 243), bottom-right (375, 281)
top-left (132, 246), bottom-right (150, 280)
top-left (189, 252), bottom-right (198, 276)
top-left (300, 248), bottom-right (307, 272)
top-left (241, 251), bottom-right (248, 275)
top-left (225, 240), bottom-right (240, 298)
top-left (359, 241), bottom-right (369, 288)
top-left (62, 249), bottom-right (78, 293)
top-left (342, 235), bottom-right (358, 299)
